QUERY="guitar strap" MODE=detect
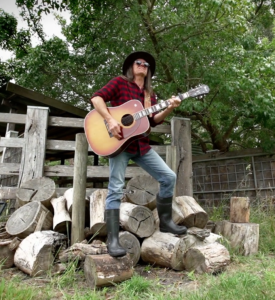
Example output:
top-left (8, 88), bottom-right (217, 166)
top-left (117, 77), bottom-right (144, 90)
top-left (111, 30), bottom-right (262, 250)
top-left (144, 90), bottom-right (152, 117)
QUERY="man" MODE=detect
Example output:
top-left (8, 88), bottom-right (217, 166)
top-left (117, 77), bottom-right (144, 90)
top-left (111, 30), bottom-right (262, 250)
top-left (91, 51), bottom-right (187, 257)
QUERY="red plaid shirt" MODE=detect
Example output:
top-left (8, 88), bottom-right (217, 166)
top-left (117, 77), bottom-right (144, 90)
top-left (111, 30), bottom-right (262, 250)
top-left (92, 76), bottom-right (162, 155)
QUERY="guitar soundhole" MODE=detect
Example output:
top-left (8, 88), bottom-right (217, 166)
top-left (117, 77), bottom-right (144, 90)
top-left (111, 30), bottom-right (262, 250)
top-left (121, 114), bottom-right (134, 126)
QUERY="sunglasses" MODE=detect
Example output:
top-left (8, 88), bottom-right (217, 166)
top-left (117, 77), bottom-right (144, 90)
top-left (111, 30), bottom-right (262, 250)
top-left (135, 60), bottom-right (150, 68)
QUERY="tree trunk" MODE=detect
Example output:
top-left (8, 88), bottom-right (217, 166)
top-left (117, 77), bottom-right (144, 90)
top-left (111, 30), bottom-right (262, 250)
top-left (120, 202), bottom-right (155, 238)
top-left (6, 202), bottom-right (53, 239)
top-left (51, 196), bottom-right (71, 234)
top-left (119, 231), bottom-right (141, 267)
top-left (14, 230), bottom-right (67, 277)
top-left (230, 197), bottom-right (250, 223)
top-left (89, 189), bottom-right (108, 237)
top-left (214, 220), bottom-right (259, 256)
top-left (16, 177), bottom-right (56, 210)
top-left (84, 254), bottom-right (134, 288)
top-left (183, 242), bottom-right (230, 274)
top-left (125, 175), bottom-right (158, 210)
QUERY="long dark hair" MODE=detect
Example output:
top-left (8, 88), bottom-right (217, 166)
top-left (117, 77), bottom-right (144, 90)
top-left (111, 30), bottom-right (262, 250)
top-left (125, 66), bottom-right (154, 96)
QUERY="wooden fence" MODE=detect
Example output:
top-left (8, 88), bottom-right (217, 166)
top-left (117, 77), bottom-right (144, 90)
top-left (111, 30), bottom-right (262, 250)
top-left (0, 106), bottom-right (192, 205)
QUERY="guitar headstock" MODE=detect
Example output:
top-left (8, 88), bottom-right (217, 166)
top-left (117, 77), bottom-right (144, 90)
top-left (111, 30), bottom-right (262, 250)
top-left (188, 84), bottom-right (210, 98)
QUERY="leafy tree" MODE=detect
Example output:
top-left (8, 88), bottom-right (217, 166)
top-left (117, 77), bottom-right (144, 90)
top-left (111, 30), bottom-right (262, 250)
top-left (1, 0), bottom-right (275, 152)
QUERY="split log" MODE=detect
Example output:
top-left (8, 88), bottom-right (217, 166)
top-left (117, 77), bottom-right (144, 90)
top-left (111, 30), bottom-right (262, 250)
top-left (0, 239), bottom-right (16, 269)
top-left (51, 196), bottom-right (71, 233)
top-left (230, 197), bottom-right (250, 223)
top-left (120, 202), bottom-right (155, 238)
top-left (125, 175), bottom-right (158, 210)
top-left (119, 231), bottom-right (141, 267)
top-left (172, 196), bottom-right (209, 229)
top-left (6, 202), bottom-right (53, 239)
top-left (141, 231), bottom-right (187, 270)
top-left (214, 220), bottom-right (259, 256)
top-left (183, 242), bottom-right (230, 274)
top-left (16, 177), bottom-right (56, 210)
top-left (84, 254), bottom-right (134, 288)
top-left (59, 241), bottom-right (108, 263)
top-left (14, 230), bottom-right (68, 277)
top-left (89, 189), bottom-right (108, 237)
top-left (64, 188), bottom-right (90, 228)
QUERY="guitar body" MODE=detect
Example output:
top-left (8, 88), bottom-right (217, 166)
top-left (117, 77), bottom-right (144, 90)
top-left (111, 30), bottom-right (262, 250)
top-left (84, 100), bottom-right (150, 157)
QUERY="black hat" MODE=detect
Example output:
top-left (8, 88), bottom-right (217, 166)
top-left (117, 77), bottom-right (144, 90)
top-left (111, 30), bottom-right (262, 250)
top-left (122, 51), bottom-right (156, 77)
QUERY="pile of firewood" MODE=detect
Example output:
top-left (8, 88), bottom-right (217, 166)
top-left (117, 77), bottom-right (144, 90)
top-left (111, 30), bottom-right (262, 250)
top-left (0, 176), bottom-right (258, 288)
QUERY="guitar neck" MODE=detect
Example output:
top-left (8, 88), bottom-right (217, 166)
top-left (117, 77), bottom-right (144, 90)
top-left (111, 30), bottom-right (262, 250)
top-left (133, 91), bottom-right (189, 120)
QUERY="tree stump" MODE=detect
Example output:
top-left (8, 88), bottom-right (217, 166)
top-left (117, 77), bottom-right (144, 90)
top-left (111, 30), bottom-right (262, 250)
top-left (183, 242), bottom-right (230, 274)
top-left (214, 220), bottom-right (259, 255)
top-left (120, 202), bottom-right (155, 238)
top-left (230, 197), bottom-right (250, 223)
top-left (6, 202), bottom-right (53, 239)
top-left (125, 175), bottom-right (158, 210)
top-left (119, 231), bottom-right (141, 267)
top-left (16, 177), bottom-right (56, 210)
top-left (89, 189), bottom-right (108, 237)
top-left (173, 196), bottom-right (208, 228)
top-left (84, 254), bottom-right (134, 288)
top-left (14, 230), bottom-right (67, 277)
top-left (59, 241), bottom-right (108, 263)
top-left (51, 196), bottom-right (72, 233)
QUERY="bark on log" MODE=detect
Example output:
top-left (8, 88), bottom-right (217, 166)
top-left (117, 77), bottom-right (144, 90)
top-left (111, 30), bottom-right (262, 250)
top-left (214, 220), bottom-right (259, 256)
top-left (230, 197), bottom-right (250, 223)
top-left (120, 202), bottom-right (155, 238)
top-left (0, 239), bottom-right (16, 269)
top-left (59, 242), bottom-right (108, 263)
top-left (183, 242), bottom-right (230, 274)
top-left (125, 175), bottom-right (158, 210)
top-left (16, 177), bottom-right (56, 210)
top-left (84, 254), bottom-right (134, 288)
top-left (14, 230), bottom-right (68, 277)
top-left (119, 231), bottom-right (141, 267)
top-left (89, 189), bottom-right (108, 237)
top-left (6, 202), bottom-right (53, 239)
top-left (173, 196), bottom-right (208, 228)
top-left (0, 222), bottom-right (11, 239)
top-left (51, 196), bottom-right (71, 234)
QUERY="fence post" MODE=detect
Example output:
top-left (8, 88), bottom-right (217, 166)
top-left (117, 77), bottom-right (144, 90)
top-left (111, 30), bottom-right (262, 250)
top-left (71, 133), bottom-right (88, 245)
top-left (171, 117), bottom-right (193, 197)
top-left (18, 106), bottom-right (49, 186)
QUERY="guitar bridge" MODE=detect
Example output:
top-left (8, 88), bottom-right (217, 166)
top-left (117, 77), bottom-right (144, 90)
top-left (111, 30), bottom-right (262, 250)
top-left (104, 119), bottom-right (113, 137)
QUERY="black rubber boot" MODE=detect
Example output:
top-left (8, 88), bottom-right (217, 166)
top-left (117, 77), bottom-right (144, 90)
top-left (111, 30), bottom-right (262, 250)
top-left (157, 194), bottom-right (187, 235)
top-left (105, 209), bottom-right (127, 257)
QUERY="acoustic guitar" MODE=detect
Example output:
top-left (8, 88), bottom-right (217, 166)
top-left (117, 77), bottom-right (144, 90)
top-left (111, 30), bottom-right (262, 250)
top-left (84, 84), bottom-right (209, 157)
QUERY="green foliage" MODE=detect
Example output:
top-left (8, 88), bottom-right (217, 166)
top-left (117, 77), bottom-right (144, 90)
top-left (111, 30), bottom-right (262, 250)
top-left (2, 0), bottom-right (275, 152)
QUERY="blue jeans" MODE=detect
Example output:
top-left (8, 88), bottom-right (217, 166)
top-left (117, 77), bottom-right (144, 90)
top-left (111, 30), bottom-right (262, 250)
top-left (105, 149), bottom-right (177, 209)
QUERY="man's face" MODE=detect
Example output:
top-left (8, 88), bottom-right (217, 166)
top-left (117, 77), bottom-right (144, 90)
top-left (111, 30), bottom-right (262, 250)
top-left (132, 58), bottom-right (149, 77)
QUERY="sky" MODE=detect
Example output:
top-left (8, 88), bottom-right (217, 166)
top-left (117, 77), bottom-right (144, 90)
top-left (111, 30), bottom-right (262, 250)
top-left (0, 0), bottom-right (70, 61)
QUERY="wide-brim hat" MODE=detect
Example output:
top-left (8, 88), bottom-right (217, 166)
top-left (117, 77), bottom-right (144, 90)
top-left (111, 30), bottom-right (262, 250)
top-left (122, 51), bottom-right (156, 77)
